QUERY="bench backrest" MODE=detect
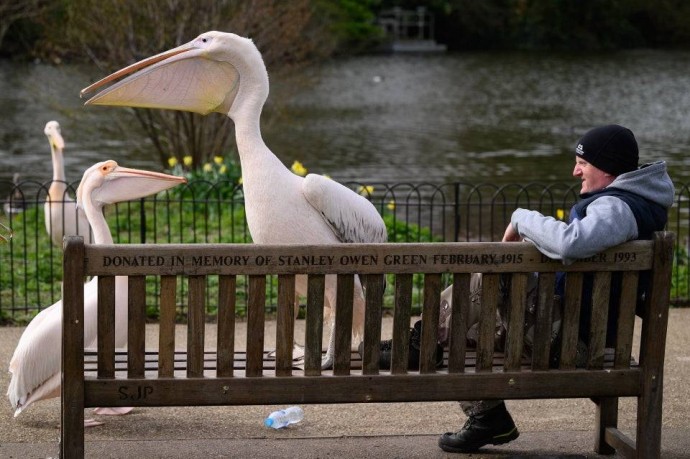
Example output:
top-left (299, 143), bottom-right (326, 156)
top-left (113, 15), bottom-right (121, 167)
top-left (62, 232), bottom-right (674, 386)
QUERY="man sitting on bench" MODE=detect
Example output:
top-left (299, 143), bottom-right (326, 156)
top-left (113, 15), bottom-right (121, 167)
top-left (436, 124), bottom-right (675, 453)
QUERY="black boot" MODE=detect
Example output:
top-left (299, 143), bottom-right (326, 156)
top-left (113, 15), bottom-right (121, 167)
top-left (358, 320), bottom-right (443, 370)
top-left (438, 402), bottom-right (519, 453)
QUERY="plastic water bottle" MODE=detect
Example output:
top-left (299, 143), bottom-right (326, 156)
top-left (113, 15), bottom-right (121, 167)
top-left (264, 406), bottom-right (304, 429)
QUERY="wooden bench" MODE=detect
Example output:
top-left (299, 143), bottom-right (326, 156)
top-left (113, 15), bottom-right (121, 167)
top-left (60, 232), bottom-right (674, 458)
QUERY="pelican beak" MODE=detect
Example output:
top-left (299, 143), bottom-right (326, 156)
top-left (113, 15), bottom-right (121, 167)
top-left (52, 133), bottom-right (65, 151)
top-left (80, 40), bottom-right (239, 115)
top-left (78, 162), bottom-right (187, 208)
top-left (96, 166), bottom-right (187, 205)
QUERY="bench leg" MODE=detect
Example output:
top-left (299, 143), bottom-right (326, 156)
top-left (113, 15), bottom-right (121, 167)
top-left (594, 397), bottom-right (618, 455)
top-left (636, 375), bottom-right (663, 459)
top-left (60, 399), bottom-right (85, 458)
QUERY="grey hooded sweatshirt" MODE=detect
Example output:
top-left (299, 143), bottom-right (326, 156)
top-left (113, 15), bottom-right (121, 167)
top-left (510, 161), bottom-right (675, 264)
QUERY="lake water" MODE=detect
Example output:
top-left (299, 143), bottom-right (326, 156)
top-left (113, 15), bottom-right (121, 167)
top-left (2, 49), bottom-right (690, 194)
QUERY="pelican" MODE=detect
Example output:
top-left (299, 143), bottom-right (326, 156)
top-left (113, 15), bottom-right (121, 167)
top-left (7, 160), bottom-right (186, 417)
top-left (43, 120), bottom-right (94, 246)
top-left (80, 31), bottom-right (388, 368)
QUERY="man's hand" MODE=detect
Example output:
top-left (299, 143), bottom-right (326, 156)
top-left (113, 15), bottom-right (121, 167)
top-left (502, 223), bottom-right (521, 242)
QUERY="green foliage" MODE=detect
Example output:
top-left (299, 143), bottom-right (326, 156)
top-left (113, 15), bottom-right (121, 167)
top-left (322, 0), bottom-right (386, 53)
top-left (165, 151), bottom-right (242, 201)
top-left (384, 213), bottom-right (442, 243)
top-left (381, 207), bottom-right (443, 313)
top-left (0, 179), bottom-right (449, 322)
top-left (382, 0), bottom-right (690, 50)
top-left (0, 206), bottom-right (63, 318)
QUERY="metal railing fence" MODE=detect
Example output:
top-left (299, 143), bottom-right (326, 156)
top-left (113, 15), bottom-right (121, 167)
top-left (1, 179), bottom-right (688, 322)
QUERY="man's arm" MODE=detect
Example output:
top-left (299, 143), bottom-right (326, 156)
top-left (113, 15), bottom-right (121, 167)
top-left (507, 196), bottom-right (638, 264)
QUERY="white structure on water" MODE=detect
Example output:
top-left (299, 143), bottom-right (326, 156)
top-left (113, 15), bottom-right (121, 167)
top-left (377, 6), bottom-right (447, 53)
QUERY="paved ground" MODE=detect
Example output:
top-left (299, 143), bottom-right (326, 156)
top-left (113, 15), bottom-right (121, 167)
top-left (1, 310), bottom-right (689, 458)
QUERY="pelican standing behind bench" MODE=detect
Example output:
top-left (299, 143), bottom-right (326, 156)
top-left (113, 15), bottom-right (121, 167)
top-left (61, 232), bottom-right (674, 458)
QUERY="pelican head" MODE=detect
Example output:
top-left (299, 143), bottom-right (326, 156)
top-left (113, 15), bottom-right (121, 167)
top-left (76, 160), bottom-right (186, 211)
top-left (80, 31), bottom-right (268, 118)
top-left (44, 121), bottom-right (64, 151)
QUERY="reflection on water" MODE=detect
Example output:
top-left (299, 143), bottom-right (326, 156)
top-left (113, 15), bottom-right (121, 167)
top-left (1, 49), bottom-right (690, 196)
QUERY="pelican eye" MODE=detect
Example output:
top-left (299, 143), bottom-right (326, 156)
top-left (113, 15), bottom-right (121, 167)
top-left (202, 37), bottom-right (208, 43)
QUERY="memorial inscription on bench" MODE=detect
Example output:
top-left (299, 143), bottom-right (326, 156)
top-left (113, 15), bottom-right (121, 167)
top-left (87, 241), bottom-right (651, 276)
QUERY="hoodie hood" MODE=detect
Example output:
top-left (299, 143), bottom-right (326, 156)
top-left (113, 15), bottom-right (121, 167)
top-left (606, 161), bottom-right (675, 209)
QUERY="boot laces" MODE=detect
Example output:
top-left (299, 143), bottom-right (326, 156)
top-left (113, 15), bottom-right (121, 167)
top-left (460, 416), bottom-right (476, 432)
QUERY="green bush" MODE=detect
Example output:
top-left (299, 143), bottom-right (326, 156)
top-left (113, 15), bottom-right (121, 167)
top-left (672, 247), bottom-right (689, 304)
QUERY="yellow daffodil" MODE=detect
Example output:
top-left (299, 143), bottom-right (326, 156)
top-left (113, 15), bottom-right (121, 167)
top-left (358, 185), bottom-right (374, 196)
top-left (214, 156), bottom-right (224, 165)
top-left (291, 160), bottom-right (307, 176)
top-left (203, 163), bottom-right (213, 173)
top-left (387, 200), bottom-right (396, 211)
top-left (219, 165), bottom-right (227, 174)
top-left (167, 157), bottom-right (178, 168)
top-left (183, 155), bottom-right (193, 167)
top-left (556, 209), bottom-right (565, 220)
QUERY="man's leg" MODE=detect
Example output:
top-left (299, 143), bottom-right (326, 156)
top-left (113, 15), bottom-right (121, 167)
top-left (438, 273), bottom-right (520, 453)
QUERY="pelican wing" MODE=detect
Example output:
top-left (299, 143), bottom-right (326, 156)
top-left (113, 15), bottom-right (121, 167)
top-left (302, 174), bottom-right (387, 244)
top-left (7, 279), bottom-right (98, 415)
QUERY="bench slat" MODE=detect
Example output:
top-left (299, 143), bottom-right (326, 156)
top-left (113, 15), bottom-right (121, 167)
top-left (304, 274), bottom-right (325, 376)
top-left (587, 272), bottom-right (612, 369)
top-left (82, 348), bottom-right (627, 374)
top-left (84, 242), bottom-right (654, 276)
top-left (276, 274), bottom-right (296, 376)
top-left (448, 273), bottom-right (470, 373)
top-left (187, 275), bottom-right (206, 378)
top-left (334, 274), bottom-right (354, 375)
top-left (559, 272), bottom-right (584, 370)
top-left (82, 369), bottom-right (643, 407)
top-left (532, 272), bottom-right (556, 371)
top-left (217, 275), bottom-right (236, 377)
top-left (158, 275), bottom-right (177, 377)
top-left (97, 275), bottom-right (116, 378)
top-left (246, 275), bottom-right (266, 377)
top-left (362, 274), bottom-right (385, 375)
top-left (127, 276), bottom-right (146, 378)
top-left (391, 273), bottom-right (413, 374)
top-left (477, 274), bottom-right (498, 372)
top-left (420, 273), bottom-right (442, 373)
top-left (614, 271), bottom-right (639, 369)
top-left (504, 273), bottom-right (527, 372)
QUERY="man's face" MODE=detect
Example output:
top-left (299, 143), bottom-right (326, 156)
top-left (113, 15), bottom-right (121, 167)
top-left (573, 157), bottom-right (615, 194)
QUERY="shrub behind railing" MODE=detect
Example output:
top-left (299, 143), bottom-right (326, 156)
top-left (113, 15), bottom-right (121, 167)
top-left (1, 179), bottom-right (688, 323)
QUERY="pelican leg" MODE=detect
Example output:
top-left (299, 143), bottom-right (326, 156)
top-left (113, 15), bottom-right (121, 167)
top-left (321, 316), bottom-right (336, 370)
top-left (291, 342), bottom-right (305, 361)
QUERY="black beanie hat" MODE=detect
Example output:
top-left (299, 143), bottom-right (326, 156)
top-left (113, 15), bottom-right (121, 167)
top-left (574, 124), bottom-right (639, 176)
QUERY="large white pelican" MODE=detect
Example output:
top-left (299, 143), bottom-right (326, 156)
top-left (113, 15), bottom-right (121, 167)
top-left (7, 160), bottom-right (186, 417)
top-left (43, 121), bottom-right (94, 246)
top-left (80, 31), bottom-right (388, 368)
